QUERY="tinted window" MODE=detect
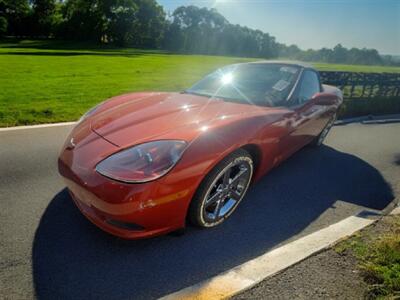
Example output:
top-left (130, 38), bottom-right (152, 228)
top-left (186, 64), bottom-right (300, 107)
top-left (298, 70), bottom-right (320, 103)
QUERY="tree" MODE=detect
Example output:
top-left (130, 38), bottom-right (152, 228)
top-left (0, 0), bottom-right (30, 36)
top-left (57, 0), bottom-right (165, 47)
top-left (131, 0), bottom-right (166, 48)
top-left (332, 44), bottom-right (347, 63)
top-left (164, 6), bottom-right (279, 58)
top-left (31, 0), bottom-right (57, 36)
top-left (0, 16), bottom-right (7, 36)
top-left (105, 0), bottom-right (139, 46)
top-left (58, 0), bottom-right (106, 41)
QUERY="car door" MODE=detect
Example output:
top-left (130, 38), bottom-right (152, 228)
top-left (291, 70), bottom-right (325, 147)
top-left (279, 69), bottom-right (323, 159)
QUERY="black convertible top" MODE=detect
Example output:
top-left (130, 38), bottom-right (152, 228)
top-left (246, 60), bottom-right (316, 71)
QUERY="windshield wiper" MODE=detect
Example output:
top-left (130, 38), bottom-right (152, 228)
top-left (181, 90), bottom-right (213, 98)
top-left (182, 90), bottom-right (247, 103)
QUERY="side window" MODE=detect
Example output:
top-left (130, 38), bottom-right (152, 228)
top-left (298, 70), bottom-right (320, 104)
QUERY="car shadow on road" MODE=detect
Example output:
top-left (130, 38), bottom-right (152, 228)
top-left (32, 145), bottom-right (394, 300)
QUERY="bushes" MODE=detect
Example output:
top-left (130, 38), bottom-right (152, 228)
top-left (338, 97), bottom-right (400, 119)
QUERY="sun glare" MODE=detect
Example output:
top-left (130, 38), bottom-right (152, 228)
top-left (221, 73), bottom-right (233, 85)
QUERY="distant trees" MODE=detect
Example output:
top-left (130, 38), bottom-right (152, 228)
top-left (0, 16), bottom-right (7, 36)
top-left (57, 0), bottom-right (165, 46)
top-left (289, 44), bottom-right (384, 66)
top-left (162, 7), bottom-right (392, 65)
top-left (0, 0), bottom-right (165, 46)
top-left (31, 0), bottom-right (58, 37)
top-left (163, 6), bottom-right (278, 58)
top-left (58, 0), bottom-right (141, 44)
top-left (164, 6), bottom-right (228, 54)
top-left (0, 1), bottom-right (397, 66)
top-left (275, 43), bottom-right (386, 66)
top-left (0, 0), bottom-right (30, 37)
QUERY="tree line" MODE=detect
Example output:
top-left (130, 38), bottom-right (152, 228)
top-left (0, 0), bottom-right (397, 66)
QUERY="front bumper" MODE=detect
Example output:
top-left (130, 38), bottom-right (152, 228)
top-left (57, 124), bottom-right (195, 239)
top-left (67, 183), bottom-right (179, 239)
top-left (59, 158), bottom-right (193, 239)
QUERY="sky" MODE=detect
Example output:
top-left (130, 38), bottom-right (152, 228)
top-left (157, 0), bottom-right (400, 55)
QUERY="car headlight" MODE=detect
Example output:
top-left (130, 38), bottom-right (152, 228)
top-left (96, 140), bottom-right (188, 183)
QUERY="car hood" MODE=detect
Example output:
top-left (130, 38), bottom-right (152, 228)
top-left (90, 92), bottom-right (278, 148)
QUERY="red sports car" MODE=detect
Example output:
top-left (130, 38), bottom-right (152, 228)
top-left (58, 61), bottom-right (342, 239)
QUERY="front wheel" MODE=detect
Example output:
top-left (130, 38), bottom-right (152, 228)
top-left (311, 114), bottom-right (337, 147)
top-left (188, 149), bottom-right (253, 228)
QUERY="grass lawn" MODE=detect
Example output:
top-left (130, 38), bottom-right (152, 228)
top-left (1, 39), bottom-right (400, 127)
top-left (335, 214), bottom-right (400, 299)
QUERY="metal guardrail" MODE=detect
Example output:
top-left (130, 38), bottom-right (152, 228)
top-left (320, 71), bottom-right (400, 99)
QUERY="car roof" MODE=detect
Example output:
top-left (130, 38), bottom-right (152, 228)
top-left (244, 60), bottom-right (316, 70)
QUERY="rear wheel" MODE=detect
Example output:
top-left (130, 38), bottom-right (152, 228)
top-left (189, 149), bottom-right (253, 228)
top-left (312, 114), bottom-right (336, 146)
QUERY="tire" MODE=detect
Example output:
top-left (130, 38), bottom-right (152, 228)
top-left (188, 149), bottom-right (253, 228)
top-left (311, 114), bottom-right (337, 147)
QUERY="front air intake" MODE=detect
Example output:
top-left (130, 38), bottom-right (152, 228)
top-left (106, 219), bottom-right (145, 231)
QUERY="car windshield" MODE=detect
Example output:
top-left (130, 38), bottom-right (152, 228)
top-left (185, 63), bottom-right (300, 107)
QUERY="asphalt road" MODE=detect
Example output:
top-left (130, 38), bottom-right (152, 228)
top-left (1, 123), bottom-right (399, 300)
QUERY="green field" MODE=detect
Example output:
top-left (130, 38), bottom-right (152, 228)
top-left (1, 40), bottom-right (400, 127)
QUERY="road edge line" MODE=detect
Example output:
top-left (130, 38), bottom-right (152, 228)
top-left (0, 122), bottom-right (76, 132)
top-left (159, 213), bottom-right (376, 300)
top-left (390, 205), bottom-right (400, 215)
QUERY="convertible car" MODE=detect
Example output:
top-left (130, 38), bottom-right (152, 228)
top-left (58, 61), bottom-right (342, 239)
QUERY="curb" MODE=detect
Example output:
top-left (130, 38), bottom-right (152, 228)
top-left (0, 122), bottom-right (76, 132)
top-left (160, 212), bottom-right (377, 300)
top-left (390, 205), bottom-right (400, 215)
top-left (335, 114), bottom-right (400, 126)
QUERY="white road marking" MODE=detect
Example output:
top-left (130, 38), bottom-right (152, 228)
top-left (160, 213), bottom-right (376, 300)
top-left (0, 122), bottom-right (76, 132)
top-left (390, 205), bottom-right (400, 215)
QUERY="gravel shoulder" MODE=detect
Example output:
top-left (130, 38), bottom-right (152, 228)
top-left (233, 212), bottom-right (400, 300)
top-left (233, 245), bottom-right (367, 299)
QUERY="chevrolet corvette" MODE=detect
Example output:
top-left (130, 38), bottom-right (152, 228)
top-left (58, 61), bottom-right (342, 239)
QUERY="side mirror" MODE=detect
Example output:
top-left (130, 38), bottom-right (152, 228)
top-left (312, 92), bottom-right (337, 106)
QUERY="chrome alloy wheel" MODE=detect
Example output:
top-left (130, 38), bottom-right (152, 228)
top-left (201, 159), bottom-right (253, 225)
